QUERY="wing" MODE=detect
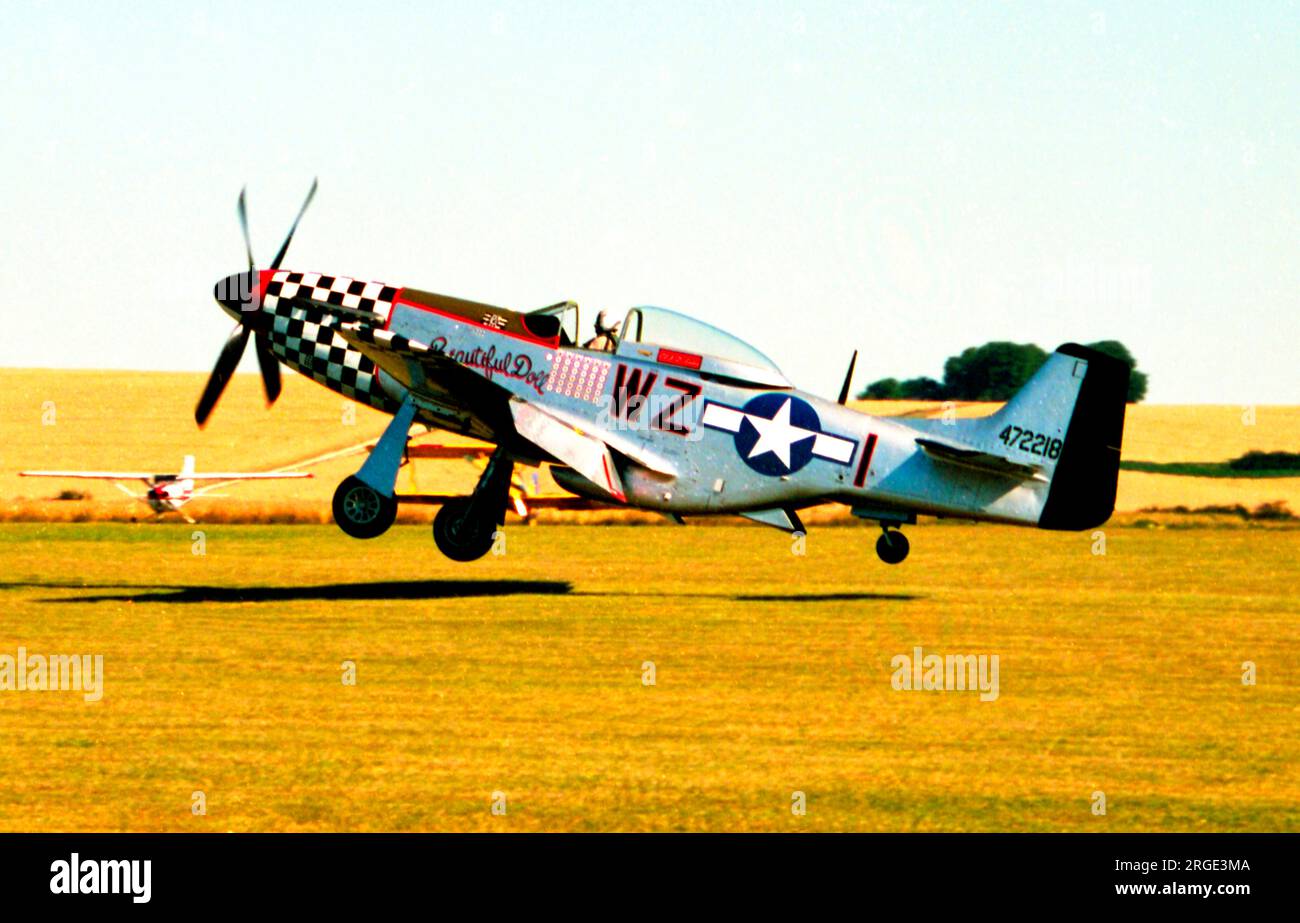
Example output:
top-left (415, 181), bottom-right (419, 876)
top-left (20, 470), bottom-right (156, 480)
top-left (184, 472), bottom-right (312, 481)
top-left (188, 471), bottom-right (311, 499)
top-left (509, 399), bottom-right (625, 500)
top-left (336, 322), bottom-right (675, 500)
top-left (335, 323), bottom-right (511, 441)
top-left (517, 400), bottom-right (678, 478)
top-left (21, 470), bottom-right (309, 481)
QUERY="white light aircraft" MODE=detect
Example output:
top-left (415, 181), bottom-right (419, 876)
top-left (20, 455), bottom-right (310, 523)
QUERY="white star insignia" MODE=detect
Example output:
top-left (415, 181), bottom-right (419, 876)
top-left (745, 398), bottom-right (816, 469)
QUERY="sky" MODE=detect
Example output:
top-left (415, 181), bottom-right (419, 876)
top-left (2, 0), bottom-right (1297, 403)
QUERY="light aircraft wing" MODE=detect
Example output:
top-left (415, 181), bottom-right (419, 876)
top-left (182, 472), bottom-right (312, 481)
top-left (21, 470), bottom-right (158, 480)
top-left (188, 471), bottom-right (311, 499)
top-left (20, 470), bottom-right (309, 481)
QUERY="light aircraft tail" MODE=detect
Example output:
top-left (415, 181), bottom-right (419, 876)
top-left (180, 455), bottom-right (197, 478)
top-left (987, 343), bottom-right (1130, 530)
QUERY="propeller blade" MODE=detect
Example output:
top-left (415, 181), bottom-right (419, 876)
top-left (254, 333), bottom-right (282, 406)
top-left (270, 177), bottom-right (318, 270)
top-left (237, 186), bottom-right (255, 271)
top-left (195, 325), bottom-right (251, 427)
top-left (837, 349), bottom-right (858, 405)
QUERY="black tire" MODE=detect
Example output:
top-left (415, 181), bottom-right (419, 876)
top-left (433, 497), bottom-right (498, 562)
top-left (332, 476), bottom-right (397, 539)
top-left (876, 529), bottom-right (910, 565)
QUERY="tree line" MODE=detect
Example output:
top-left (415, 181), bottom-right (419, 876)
top-left (857, 340), bottom-right (1148, 403)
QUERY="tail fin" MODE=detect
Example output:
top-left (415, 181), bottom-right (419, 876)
top-left (180, 455), bottom-right (197, 478)
top-left (993, 344), bottom-right (1129, 530)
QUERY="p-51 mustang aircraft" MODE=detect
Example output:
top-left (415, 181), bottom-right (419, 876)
top-left (20, 455), bottom-right (309, 522)
top-left (201, 182), bottom-right (1128, 563)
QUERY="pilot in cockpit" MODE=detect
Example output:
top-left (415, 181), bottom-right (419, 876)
top-left (582, 310), bottom-right (621, 352)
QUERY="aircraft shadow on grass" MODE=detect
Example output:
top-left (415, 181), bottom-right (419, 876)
top-left (17, 580), bottom-right (573, 604)
top-left (733, 592), bottom-right (920, 602)
top-left (7, 582), bottom-right (920, 605)
top-left (571, 590), bottom-right (922, 603)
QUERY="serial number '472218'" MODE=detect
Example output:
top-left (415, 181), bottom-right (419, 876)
top-left (998, 425), bottom-right (1063, 459)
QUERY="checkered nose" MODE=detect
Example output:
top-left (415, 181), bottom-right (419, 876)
top-left (213, 270), bottom-right (260, 320)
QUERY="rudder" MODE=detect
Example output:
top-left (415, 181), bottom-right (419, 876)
top-left (1036, 344), bottom-right (1130, 530)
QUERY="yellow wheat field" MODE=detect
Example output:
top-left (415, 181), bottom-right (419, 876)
top-left (2, 369), bottom-right (1298, 519)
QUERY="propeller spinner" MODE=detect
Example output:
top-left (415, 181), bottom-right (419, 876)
top-left (196, 179), bottom-right (318, 427)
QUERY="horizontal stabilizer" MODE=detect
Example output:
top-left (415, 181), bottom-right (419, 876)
top-left (914, 437), bottom-right (1045, 481)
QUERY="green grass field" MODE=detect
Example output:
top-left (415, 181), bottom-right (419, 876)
top-left (0, 522), bottom-right (1297, 832)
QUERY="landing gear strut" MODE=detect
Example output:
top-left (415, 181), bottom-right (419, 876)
top-left (433, 447), bottom-right (515, 562)
top-left (875, 526), bottom-right (910, 565)
top-left (332, 393), bottom-right (417, 540)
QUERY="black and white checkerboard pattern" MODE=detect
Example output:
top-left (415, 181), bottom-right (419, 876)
top-left (264, 271), bottom-right (400, 321)
top-left (264, 277), bottom-right (402, 414)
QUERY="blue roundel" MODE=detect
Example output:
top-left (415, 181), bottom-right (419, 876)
top-left (734, 393), bottom-right (822, 475)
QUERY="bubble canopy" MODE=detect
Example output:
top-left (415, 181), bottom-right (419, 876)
top-left (617, 306), bottom-right (787, 383)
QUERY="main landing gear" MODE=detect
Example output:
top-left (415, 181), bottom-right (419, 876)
top-left (875, 526), bottom-right (910, 565)
top-left (432, 448), bottom-right (514, 562)
top-left (329, 394), bottom-right (514, 562)
top-left (331, 393), bottom-right (416, 540)
top-left (333, 476), bottom-right (397, 539)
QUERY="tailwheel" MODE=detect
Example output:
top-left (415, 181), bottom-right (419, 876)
top-left (433, 497), bottom-right (499, 562)
top-left (332, 475), bottom-right (397, 539)
top-left (875, 527), bottom-right (910, 565)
